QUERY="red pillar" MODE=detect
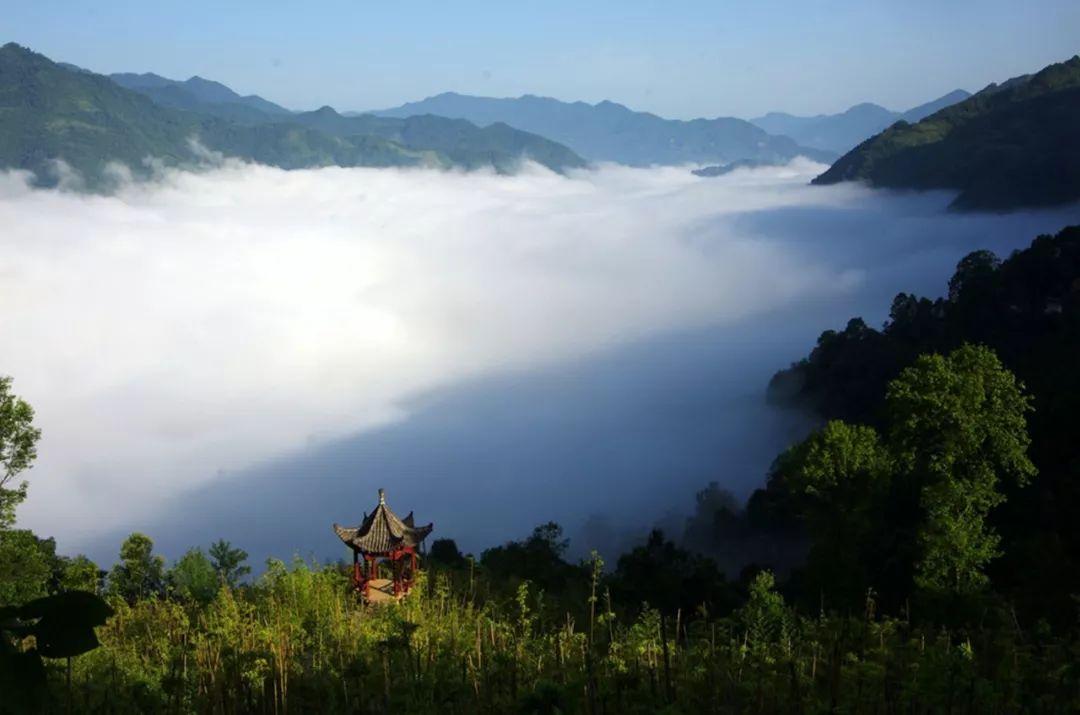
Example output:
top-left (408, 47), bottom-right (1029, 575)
top-left (392, 550), bottom-right (401, 596)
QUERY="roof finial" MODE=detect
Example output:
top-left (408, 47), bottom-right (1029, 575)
top-left (378, 488), bottom-right (386, 505)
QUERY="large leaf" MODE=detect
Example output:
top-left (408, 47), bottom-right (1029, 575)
top-left (17, 590), bottom-right (114, 659)
top-left (0, 649), bottom-right (47, 714)
top-left (18, 590), bottom-right (113, 626)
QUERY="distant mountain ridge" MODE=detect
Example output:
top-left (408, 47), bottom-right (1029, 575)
top-left (813, 55), bottom-right (1080, 211)
top-left (109, 77), bottom-right (586, 175)
top-left (370, 92), bottom-right (837, 166)
top-left (751, 90), bottom-right (972, 154)
top-left (0, 43), bottom-right (586, 187)
top-left (110, 71), bottom-right (293, 119)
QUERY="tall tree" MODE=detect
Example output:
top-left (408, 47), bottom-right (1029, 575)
top-left (108, 533), bottom-right (165, 603)
top-left (886, 344), bottom-right (1035, 594)
top-left (773, 420), bottom-right (895, 603)
top-left (612, 529), bottom-right (738, 616)
top-left (428, 538), bottom-right (466, 566)
top-left (0, 532), bottom-right (56, 606)
top-left (0, 376), bottom-right (41, 529)
top-left (481, 522), bottom-right (582, 593)
top-left (208, 539), bottom-right (250, 587)
top-left (169, 547), bottom-right (218, 604)
top-left (57, 555), bottom-right (105, 594)
top-left (0, 376), bottom-right (47, 605)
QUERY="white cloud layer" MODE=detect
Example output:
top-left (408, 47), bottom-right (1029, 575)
top-left (4, 158), bottom-right (1074, 554)
top-left (0, 159), bottom-right (855, 540)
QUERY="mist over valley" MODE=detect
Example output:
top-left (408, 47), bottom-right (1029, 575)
top-left (4, 159), bottom-right (1075, 564)
top-left (3, 9), bottom-right (1080, 709)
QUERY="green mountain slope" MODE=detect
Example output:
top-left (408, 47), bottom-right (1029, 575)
top-left (371, 92), bottom-right (837, 166)
top-left (812, 56), bottom-right (1080, 210)
top-left (0, 44), bottom-right (585, 186)
top-left (0, 44), bottom-right (202, 182)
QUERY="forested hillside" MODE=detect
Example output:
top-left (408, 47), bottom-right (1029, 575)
top-left (0, 43), bottom-right (585, 187)
top-left (813, 56), bottom-right (1080, 210)
top-left (763, 225), bottom-right (1080, 618)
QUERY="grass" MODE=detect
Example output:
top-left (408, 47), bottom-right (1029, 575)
top-left (42, 556), bottom-right (1080, 714)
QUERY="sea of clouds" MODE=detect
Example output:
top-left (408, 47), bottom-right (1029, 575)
top-left (2, 158), bottom-right (1077, 561)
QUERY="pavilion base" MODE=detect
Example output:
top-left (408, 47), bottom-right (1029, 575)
top-left (362, 578), bottom-right (399, 604)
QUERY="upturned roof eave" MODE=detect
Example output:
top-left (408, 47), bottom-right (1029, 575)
top-left (333, 492), bottom-right (433, 554)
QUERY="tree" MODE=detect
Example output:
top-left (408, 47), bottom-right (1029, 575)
top-left (774, 420), bottom-right (896, 603)
top-left (525, 522), bottom-right (569, 558)
top-left (0, 378), bottom-right (50, 606)
top-left (736, 571), bottom-right (792, 658)
top-left (481, 522), bottom-right (583, 593)
top-left (0, 532), bottom-right (55, 606)
top-left (0, 376), bottom-right (41, 529)
top-left (886, 344), bottom-right (1035, 594)
top-left (208, 539), bottom-right (250, 587)
top-left (680, 482), bottom-right (808, 580)
top-left (683, 482), bottom-right (741, 546)
top-left (429, 538), bottom-right (466, 567)
top-left (57, 555), bottom-right (104, 594)
top-left (108, 533), bottom-right (165, 603)
top-left (948, 250), bottom-right (1001, 303)
top-left (169, 548), bottom-right (218, 604)
top-left (612, 529), bottom-right (737, 616)
top-left (779, 421), bottom-right (891, 507)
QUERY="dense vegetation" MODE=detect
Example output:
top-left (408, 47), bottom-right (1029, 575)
top-left (4, 226), bottom-right (1080, 713)
top-left (5, 524), bottom-right (1080, 712)
top-left (761, 224), bottom-right (1080, 622)
top-left (813, 56), bottom-right (1080, 210)
top-left (373, 92), bottom-right (837, 167)
top-left (0, 43), bottom-right (585, 188)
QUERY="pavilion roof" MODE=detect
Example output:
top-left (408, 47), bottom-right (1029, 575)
top-left (333, 489), bottom-right (433, 554)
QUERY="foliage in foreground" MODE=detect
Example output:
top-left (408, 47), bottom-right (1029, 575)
top-left (6, 559), bottom-right (1069, 714)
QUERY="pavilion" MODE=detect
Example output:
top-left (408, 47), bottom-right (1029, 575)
top-left (333, 489), bottom-right (433, 602)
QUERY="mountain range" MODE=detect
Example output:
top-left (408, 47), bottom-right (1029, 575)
top-left (814, 55), bottom-right (1080, 210)
top-left (109, 71), bottom-right (293, 121)
top-left (750, 90), bottom-right (972, 154)
top-left (5, 41), bottom-right (1078, 211)
top-left (0, 43), bottom-right (585, 187)
top-left (370, 93), bottom-right (838, 166)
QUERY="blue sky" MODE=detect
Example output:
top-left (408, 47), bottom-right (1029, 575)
top-left (7, 1), bottom-right (1079, 118)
